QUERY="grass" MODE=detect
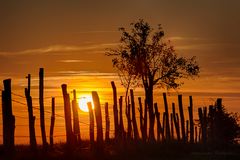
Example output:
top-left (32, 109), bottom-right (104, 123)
top-left (0, 140), bottom-right (240, 160)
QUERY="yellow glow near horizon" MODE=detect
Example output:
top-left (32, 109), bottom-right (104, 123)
top-left (78, 95), bottom-right (94, 112)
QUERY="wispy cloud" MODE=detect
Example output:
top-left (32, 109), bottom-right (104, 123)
top-left (57, 59), bottom-right (93, 63)
top-left (167, 36), bottom-right (203, 41)
top-left (0, 43), bottom-right (120, 56)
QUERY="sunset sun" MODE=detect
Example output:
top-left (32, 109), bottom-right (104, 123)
top-left (78, 96), bottom-right (94, 112)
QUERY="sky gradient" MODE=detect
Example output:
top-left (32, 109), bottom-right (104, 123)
top-left (0, 0), bottom-right (240, 144)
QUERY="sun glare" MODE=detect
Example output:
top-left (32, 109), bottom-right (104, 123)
top-left (78, 95), bottom-right (94, 112)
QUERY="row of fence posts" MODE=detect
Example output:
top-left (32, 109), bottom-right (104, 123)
top-left (1, 69), bottom-right (224, 152)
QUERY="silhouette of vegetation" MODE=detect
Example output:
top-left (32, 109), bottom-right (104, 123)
top-left (107, 19), bottom-right (200, 141)
top-left (208, 102), bottom-right (240, 146)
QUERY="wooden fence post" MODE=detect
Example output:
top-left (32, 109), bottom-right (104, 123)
top-left (172, 103), bottom-right (180, 141)
top-left (186, 120), bottom-right (189, 142)
top-left (163, 93), bottom-right (170, 142)
top-left (138, 97), bottom-right (146, 142)
top-left (105, 102), bottom-right (110, 142)
top-left (143, 99), bottom-right (148, 142)
top-left (170, 113), bottom-right (174, 140)
top-left (178, 95), bottom-right (186, 143)
top-left (162, 112), bottom-right (166, 142)
top-left (188, 96), bottom-right (194, 143)
top-left (88, 102), bottom-right (94, 150)
top-left (72, 90), bottom-right (81, 143)
top-left (25, 87), bottom-right (37, 150)
top-left (92, 91), bottom-right (104, 151)
top-left (126, 97), bottom-right (132, 140)
top-left (119, 96), bottom-right (125, 139)
top-left (2, 79), bottom-right (15, 151)
top-left (130, 89), bottom-right (139, 141)
top-left (50, 97), bottom-right (55, 147)
top-left (198, 107), bottom-right (207, 144)
top-left (154, 103), bottom-right (162, 142)
top-left (111, 81), bottom-right (119, 140)
top-left (61, 84), bottom-right (74, 146)
top-left (39, 68), bottom-right (48, 148)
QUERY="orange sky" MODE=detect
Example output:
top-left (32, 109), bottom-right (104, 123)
top-left (0, 0), bottom-right (240, 144)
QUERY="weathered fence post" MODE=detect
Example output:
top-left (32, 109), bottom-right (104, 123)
top-left (2, 79), bottom-right (15, 151)
top-left (50, 97), bottom-right (55, 147)
top-left (143, 99), bottom-right (148, 141)
top-left (130, 89), bottom-right (139, 141)
top-left (111, 81), bottom-right (119, 140)
top-left (162, 112), bottom-right (166, 142)
top-left (138, 97), bottom-right (146, 142)
top-left (154, 103), bottom-right (162, 142)
top-left (88, 102), bottom-right (94, 150)
top-left (172, 103), bottom-right (180, 141)
top-left (25, 74), bottom-right (37, 150)
top-left (92, 91), bottom-right (104, 151)
top-left (186, 120), bottom-right (189, 142)
top-left (178, 95), bottom-right (186, 143)
top-left (188, 96), bottom-right (194, 143)
top-left (163, 93), bottom-right (170, 142)
top-left (126, 97), bottom-right (132, 140)
top-left (119, 96), bottom-right (125, 139)
top-left (170, 113), bottom-right (174, 140)
top-left (39, 68), bottom-right (48, 148)
top-left (198, 107), bottom-right (207, 144)
top-left (61, 84), bottom-right (74, 146)
top-left (105, 102), bottom-right (110, 142)
top-left (72, 90), bottom-right (81, 143)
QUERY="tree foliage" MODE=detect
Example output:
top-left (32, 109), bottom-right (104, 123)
top-left (107, 19), bottom-right (200, 91)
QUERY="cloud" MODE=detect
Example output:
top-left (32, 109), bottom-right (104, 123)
top-left (57, 59), bottom-right (93, 63)
top-left (167, 36), bottom-right (202, 41)
top-left (0, 43), bottom-right (120, 56)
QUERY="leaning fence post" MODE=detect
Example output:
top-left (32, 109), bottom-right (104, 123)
top-left (92, 91), bottom-right (104, 150)
top-left (2, 79), bottom-right (15, 151)
top-left (39, 68), bottom-right (48, 148)
top-left (111, 81), bottom-right (119, 140)
top-left (61, 84), bottom-right (74, 146)
top-left (25, 87), bottom-right (37, 150)
top-left (50, 97), bottom-right (55, 147)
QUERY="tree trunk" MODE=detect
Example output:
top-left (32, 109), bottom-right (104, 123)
top-left (145, 86), bottom-right (155, 142)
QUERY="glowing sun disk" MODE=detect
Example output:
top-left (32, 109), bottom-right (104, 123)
top-left (78, 96), bottom-right (94, 112)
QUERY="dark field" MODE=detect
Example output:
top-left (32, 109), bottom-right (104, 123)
top-left (1, 141), bottom-right (240, 160)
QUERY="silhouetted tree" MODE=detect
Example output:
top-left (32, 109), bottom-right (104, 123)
top-left (107, 19), bottom-right (200, 141)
